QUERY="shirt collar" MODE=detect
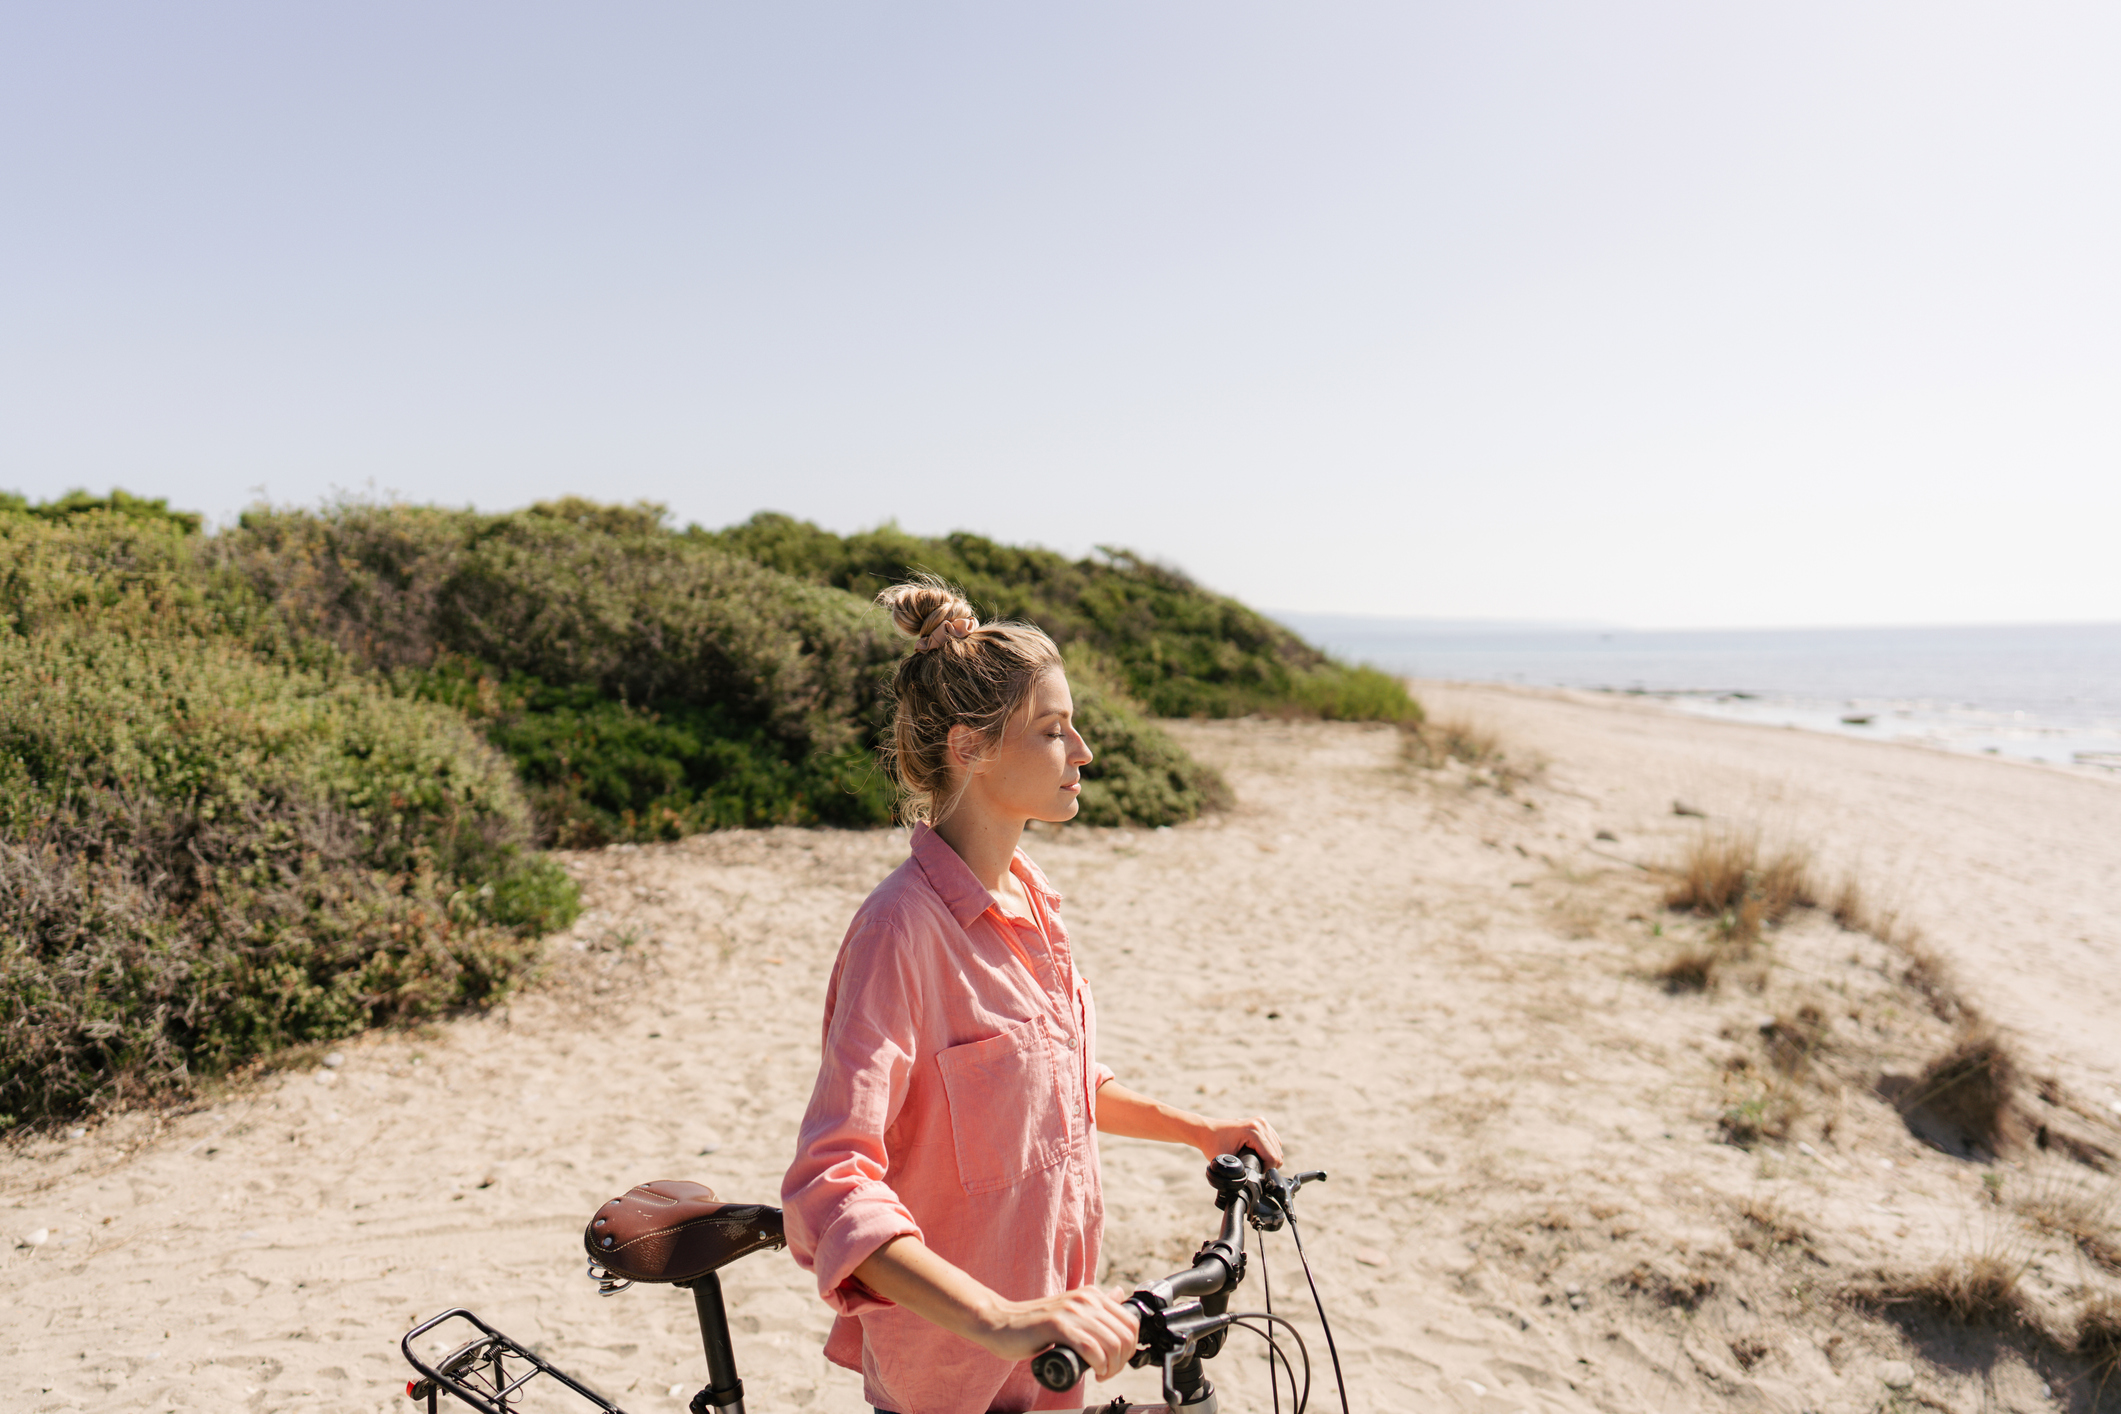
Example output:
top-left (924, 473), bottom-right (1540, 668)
top-left (909, 822), bottom-right (1061, 929)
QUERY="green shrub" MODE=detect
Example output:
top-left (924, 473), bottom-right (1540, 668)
top-left (219, 499), bottom-right (907, 843)
top-left (0, 487), bottom-right (204, 535)
top-left (704, 513), bottom-right (1421, 723)
top-left (219, 497), bottom-right (1255, 839)
top-left (0, 508), bottom-right (574, 1126)
top-left (405, 655), bottom-right (894, 845)
top-left (482, 856), bottom-right (585, 935)
top-left (215, 498), bottom-right (1394, 840)
top-left (1279, 663), bottom-right (1416, 721)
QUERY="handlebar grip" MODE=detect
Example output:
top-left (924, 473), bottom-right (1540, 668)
top-left (1031, 1345), bottom-right (1089, 1392)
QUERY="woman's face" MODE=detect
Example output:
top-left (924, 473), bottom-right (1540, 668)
top-left (958, 669), bottom-right (1095, 824)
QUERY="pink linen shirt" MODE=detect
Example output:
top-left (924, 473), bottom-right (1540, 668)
top-left (782, 824), bottom-right (1113, 1414)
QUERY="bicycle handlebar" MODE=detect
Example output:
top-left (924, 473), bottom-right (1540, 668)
top-left (1032, 1150), bottom-right (1327, 1393)
top-left (1029, 1340), bottom-right (1096, 1394)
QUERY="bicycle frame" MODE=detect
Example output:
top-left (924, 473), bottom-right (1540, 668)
top-left (400, 1152), bottom-right (1329, 1414)
top-left (399, 1292), bottom-right (1201, 1414)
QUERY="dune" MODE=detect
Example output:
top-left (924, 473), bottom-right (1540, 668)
top-left (6, 685), bottom-right (2119, 1413)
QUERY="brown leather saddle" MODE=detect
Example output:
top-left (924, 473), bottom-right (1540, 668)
top-left (584, 1179), bottom-right (785, 1287)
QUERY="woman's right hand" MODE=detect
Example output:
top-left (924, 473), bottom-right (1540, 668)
top-left (853, 1237), bottom-right (1139, 1383)
top-left (977, 1284), bottom-right (1140, 1382)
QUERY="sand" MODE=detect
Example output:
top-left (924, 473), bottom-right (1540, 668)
top-left (6, 684), bottom-right (2120, 1414)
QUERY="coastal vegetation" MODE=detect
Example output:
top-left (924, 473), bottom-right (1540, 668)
top-left (219, 499), bottom-right (904, 846)
top-left (705, 511), bottom-right (1420, 723)
top-left (2, 490), bottom-right (1409, 1123)
top-left (1, 500), bottom-right (571, 1126)
top-left (217, 499), bottom-right (1255, 841)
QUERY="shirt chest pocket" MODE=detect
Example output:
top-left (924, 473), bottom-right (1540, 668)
top-left (934, 1017), bottom-right (1068, 1197)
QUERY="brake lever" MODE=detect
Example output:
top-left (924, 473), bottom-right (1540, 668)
top-left (1252, 1166), bottom-right (1326, 1231)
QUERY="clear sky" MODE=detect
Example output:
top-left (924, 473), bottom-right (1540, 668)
top-left (3, 4), bottom-right (2116, 628)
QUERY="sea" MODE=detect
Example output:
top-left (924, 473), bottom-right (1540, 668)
top-left (1270, 616), bottom-right (2121, 773)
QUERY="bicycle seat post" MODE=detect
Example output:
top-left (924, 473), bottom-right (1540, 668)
top-left (678, 1272), bottom-right (746, 1414)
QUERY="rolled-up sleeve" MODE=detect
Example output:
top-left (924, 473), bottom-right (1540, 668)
top-left (781, 918), bottom-right (926, 1315)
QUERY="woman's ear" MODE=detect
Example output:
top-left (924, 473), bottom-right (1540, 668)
top-left (946, 723), bottom-right (988, 774)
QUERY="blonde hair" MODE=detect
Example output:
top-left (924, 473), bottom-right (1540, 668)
top-left (874, 575), bottom-right (1063, 824)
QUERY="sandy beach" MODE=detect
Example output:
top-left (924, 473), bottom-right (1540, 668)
top-left (7, 685), bottom-right (2120, 1414)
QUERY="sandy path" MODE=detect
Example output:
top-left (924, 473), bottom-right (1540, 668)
top-left (7, 703), bottom-right (2120, 1414)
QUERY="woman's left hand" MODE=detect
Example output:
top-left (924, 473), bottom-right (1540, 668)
top-left (1194, 1115), bottom-right (1284, 1170)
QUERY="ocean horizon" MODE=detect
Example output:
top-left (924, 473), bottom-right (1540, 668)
top-left (1271, 614), bottom-right (2121, 772)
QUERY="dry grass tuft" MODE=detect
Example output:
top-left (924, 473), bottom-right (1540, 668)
top-left (2078, 1293), bottom-right (2121, 1372)
top-left (1829, 872), bottom-right (1869, 931)
top-left (1923, 1250), bottom-right (2028, 1324)
top-left (1654, 945), bottom-right (1722, 992)
top-left (1831, 873), bottom-right (1920, 948)
top-left (1754, 848), bottom-right (1816, 922)
top-left (1664, 830), bottom-right (1756, 916)
top-left (1718, 1089), bottom-right (1805, 1148)
top-left (1762, 1003), bottom-right (1832, 1077)
top-left (1735, 1197), bottom-right (1815, 1258)
top-left (2017, 1172), bottom-right (2121, 1273)
top-left (1727, 1336), bottom-right (1772, 1371)
top-left (1664, 830), bottom-right (1815, 945)
top-left (1718, 1055), bottom-right (1808, 1147)
top-left (1855, 1247), bottom-right (2030, 1326)
top-left (1897, 937), bottom-right (1974, 1024)
top-left (1902, 1026), bottom-right (2024, 1154)
top-left (1650, 928), bottom-right (1798, 996)
top-left (1407, 716), bottom-right (1503, 765)
top-left (1401, 717), bottom-right (1542, 794)
top-left (1617, 1261), bottom-right (1718, 1310)
top-left (1829, 872), bottom-right (1968, 1020)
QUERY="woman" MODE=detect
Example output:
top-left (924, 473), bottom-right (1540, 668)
top-left (782, 578), bottom-right (1283, 1414)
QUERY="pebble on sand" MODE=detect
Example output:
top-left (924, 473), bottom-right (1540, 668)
top-left (1878, 1360), bottom-right (1915, 1389)
top-left (1354, 1246), bottom-right (1388, 1266)
top-left (20, 1228), bottom-right (49, 1248)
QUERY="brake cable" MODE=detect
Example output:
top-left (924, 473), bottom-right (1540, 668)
top-left (1223, 1313), bottom-right (1309, 1414)
top-left (1258, 1236), bottom-right (1279, 1414)
top-left (1282, 1209), bottom-right (1350, 1414)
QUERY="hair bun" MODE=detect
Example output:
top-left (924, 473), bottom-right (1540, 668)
top-left (876, 576), bottom-right (976, 647)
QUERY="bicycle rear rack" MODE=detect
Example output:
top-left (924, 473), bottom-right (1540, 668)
top-left (402, 1308), bottom-right (629, 1414)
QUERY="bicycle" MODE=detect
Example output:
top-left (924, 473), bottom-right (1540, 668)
top-left (400, 1150), bottom-right (1347, 1414)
